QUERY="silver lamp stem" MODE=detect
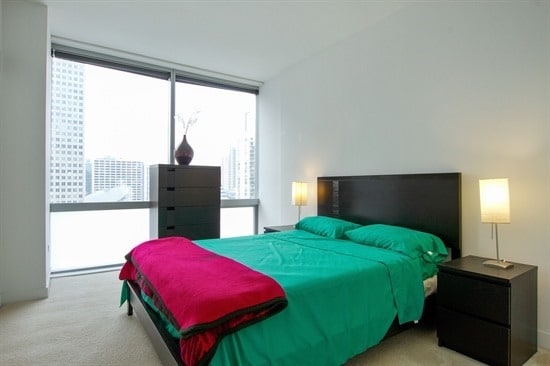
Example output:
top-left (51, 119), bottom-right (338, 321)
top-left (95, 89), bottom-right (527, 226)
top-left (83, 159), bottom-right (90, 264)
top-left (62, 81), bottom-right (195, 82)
top-left (483, 222), bottom-right (513, 269)
top-left (494, 223), bottom-right (500, 261)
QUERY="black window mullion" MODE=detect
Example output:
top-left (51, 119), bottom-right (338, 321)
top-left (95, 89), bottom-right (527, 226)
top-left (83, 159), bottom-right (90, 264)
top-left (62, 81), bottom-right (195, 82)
top-left (51, 43), bottom-right (259, 93)
top-left (176, 74), bottom-right (259, 95)
top-left (51, 46), bottom-right (171, 80)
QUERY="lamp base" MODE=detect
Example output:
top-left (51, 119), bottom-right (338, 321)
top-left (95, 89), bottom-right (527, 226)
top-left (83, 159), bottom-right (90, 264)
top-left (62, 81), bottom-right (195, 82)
top-left (483, 259), bottom-right (514, 269)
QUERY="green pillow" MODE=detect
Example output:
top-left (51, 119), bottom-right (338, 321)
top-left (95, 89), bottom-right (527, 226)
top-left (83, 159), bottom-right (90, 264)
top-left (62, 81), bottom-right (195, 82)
top-left (344, 224), bottom-right (448, 264)
top-left (295, 216), bottom-right (362, 239)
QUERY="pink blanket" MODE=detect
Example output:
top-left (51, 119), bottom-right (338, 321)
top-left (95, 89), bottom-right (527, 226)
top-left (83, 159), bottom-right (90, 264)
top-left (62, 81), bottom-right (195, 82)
top-left (119, 236), bottom-right (287, 366)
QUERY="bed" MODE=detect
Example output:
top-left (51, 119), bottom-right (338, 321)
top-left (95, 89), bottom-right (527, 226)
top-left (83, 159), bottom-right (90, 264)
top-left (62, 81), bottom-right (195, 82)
top-left (120, 172), bottom-right (462, 365)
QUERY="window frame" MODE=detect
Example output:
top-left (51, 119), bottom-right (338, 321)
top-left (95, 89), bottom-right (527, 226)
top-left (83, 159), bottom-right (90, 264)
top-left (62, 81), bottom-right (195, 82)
top-left (49, 43), bottom-right (260, 233)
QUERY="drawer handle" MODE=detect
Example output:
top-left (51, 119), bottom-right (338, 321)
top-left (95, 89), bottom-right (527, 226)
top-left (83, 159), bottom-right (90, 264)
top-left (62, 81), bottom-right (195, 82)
top-left (166, 226), bottom-right (175, 230)
top-left (167, 187), bottom-right (175, 191)
top-left (166, 207), bottom-right (175, 211)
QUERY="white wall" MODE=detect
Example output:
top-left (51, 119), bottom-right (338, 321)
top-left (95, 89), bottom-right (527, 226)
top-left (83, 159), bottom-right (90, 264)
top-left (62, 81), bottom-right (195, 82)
top-left (258, 2), bottom-right (550, 349)
top-left (0, 0), bottom-right (50, 304)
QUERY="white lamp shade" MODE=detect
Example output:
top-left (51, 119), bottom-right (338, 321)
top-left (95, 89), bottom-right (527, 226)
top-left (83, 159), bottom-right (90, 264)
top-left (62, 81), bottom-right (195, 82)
top-left (479, 178), bottom-right (510, 224)
top-left (292, 182), bottom-right (307, 206)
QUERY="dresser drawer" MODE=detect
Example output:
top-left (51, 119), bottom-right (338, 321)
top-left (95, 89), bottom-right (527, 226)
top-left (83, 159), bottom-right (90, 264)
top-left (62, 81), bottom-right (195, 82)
top-left (158, 187), bottom-right (220, 206)
top-left (438, 307), bottom-right (510, 366)
top-left (158, 206), bottom-right (220, 226)
top-left (159, 224), bottom-right (220, 240)
top-left (438, 271), bottom-right (510, 325)
top-left (158, 166), bottom-right (220, 188)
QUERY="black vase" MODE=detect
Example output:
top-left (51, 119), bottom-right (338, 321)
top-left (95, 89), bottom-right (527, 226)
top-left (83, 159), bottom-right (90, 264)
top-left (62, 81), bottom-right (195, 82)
top-left (175, 135), bottom-right (194, 165)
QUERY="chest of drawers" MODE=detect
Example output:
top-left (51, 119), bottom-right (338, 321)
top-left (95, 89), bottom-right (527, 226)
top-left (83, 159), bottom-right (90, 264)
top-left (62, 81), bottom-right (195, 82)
top-left (149, 164), bottom-right (220, 240)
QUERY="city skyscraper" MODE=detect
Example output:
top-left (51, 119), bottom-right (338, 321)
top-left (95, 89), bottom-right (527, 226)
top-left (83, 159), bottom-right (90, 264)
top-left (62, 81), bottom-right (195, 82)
top-left (50, 58), bottom-right (86, 203)
top-left (88, 157), bottom-right (145, 201)
top-left (221, 111), bottom-right (255, 199)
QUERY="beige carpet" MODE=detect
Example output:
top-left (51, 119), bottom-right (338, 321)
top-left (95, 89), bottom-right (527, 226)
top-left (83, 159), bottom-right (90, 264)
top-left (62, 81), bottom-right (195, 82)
top-left (1, 271), bottom-right (548, 366)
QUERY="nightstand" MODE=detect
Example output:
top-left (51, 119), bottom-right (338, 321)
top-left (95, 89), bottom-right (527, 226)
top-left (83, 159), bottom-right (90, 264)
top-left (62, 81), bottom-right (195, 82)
top-left (437, 255), bottom-right (537, 366)
top-left (263, 225), bottom-right (295, 233)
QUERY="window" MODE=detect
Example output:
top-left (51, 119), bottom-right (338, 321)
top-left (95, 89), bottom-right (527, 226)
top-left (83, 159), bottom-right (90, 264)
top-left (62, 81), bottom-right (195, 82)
top-left (49, 45), bottom-right (259, 272)
top-left (174, 82), bottom-right (256, 199)
top-left (50, 58), bottom-right (170, 204)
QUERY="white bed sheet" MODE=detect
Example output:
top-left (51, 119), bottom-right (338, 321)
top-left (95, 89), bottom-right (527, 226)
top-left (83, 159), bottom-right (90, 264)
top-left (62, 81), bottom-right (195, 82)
top-left (423, 275), bottom-right (437, 297)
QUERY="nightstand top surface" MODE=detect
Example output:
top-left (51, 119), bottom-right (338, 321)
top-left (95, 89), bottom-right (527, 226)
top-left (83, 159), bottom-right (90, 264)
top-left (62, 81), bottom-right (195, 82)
top-left (264, 225), bottom-right (295, 232)
top-left (438, 255), bottom-right (537, 281)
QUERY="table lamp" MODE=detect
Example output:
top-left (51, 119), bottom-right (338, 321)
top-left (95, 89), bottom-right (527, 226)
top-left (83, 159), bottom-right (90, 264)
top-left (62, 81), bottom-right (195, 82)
top-left (292, 181), bottom-right (307, 221)
top-left (479, 178), bottom-right (513, 269)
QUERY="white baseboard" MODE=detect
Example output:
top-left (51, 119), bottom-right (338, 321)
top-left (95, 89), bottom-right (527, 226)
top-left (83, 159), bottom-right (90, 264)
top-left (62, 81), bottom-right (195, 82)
top-left (1, 286), bottom-right (48, 305)
top-left (539, 329), bottom-right (550, 351)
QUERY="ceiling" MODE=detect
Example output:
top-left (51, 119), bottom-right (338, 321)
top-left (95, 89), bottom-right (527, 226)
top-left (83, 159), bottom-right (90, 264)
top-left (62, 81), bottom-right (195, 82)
top-left (37, 0), bottom-right (405, 83)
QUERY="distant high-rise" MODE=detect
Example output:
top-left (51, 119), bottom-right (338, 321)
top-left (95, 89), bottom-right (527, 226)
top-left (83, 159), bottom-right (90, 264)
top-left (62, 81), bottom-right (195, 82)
top-left (89, 158), bottom-right (145, 201)
top-left (241, 111), bottom-right (256, 199)
top-left (221, 112), bottom-right (255, 199)
top-left (50, 58), bottom-right (86, 203)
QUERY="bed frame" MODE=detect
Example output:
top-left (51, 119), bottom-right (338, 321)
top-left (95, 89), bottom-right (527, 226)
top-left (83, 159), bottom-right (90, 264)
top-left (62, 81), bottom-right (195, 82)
top-left (125, 172), bottom-right (462, 365)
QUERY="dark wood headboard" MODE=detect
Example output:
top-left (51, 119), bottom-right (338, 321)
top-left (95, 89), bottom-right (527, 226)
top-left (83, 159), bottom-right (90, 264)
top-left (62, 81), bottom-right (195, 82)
top-left (317, 172), bottom-right (462, 259)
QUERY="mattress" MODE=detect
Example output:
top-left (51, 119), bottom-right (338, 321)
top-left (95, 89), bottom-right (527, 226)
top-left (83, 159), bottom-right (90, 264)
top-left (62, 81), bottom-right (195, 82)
top-left (423, 275), bottom-right (438, 297)
top-left (122, 229), bottom-right (430, 365)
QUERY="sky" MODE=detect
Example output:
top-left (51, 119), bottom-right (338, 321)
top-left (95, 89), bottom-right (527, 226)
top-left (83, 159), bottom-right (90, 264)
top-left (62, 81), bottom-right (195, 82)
top-left (83, 64), bottom-right (256, 167)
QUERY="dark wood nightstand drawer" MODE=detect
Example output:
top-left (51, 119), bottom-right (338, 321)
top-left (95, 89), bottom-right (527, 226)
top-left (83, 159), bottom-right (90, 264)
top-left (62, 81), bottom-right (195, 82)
top-left (263, 225), bottom-right (295, 233)
top-left (438, 271), bottom-right (510, 325)
top-left (438, 307), bottom-right (510, 366)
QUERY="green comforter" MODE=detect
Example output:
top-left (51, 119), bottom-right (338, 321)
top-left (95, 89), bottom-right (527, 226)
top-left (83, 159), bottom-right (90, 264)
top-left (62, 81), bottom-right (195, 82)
top-left (194, 229), bottom-right (425, 366)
